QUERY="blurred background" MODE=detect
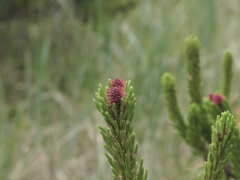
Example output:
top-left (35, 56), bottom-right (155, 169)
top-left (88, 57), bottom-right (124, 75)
top-left (1, 0), bottom-right (240, 179)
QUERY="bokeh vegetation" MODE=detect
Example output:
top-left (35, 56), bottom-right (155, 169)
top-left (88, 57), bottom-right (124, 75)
top-left (1, 0), bottom-right (240, 179)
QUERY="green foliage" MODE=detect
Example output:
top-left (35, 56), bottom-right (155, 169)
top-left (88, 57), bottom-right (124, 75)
top-left (2, 1), bottom-right (240, 179)
top-left (161, 73), bottom-right (186, 139)
top-left (198, 112), bottom-right (237, 180)
top-left (203, 98), bottom-right (231, 123)
top-left (184, 36), bottom-right (212, 144)
top-left (203, 99), bottom-right (222, 123)
top-left (221, 50), bottom-right (233, 100)
top-left (230, 135), bottom-right (240, 178)
top-left (99, 0), bottom-right (137, 14)
top-left (162, 35), bottom-right (240, 178)
top-left (0, 0), bottom-right (137, 21)
top-left (184, 36), bottom-right (202, 105)
top-left (0, 0), bottom-right (47, 20)
top-left (186, 103), bottom-right (208, 156)
top-left (94, 79), bottom-right (148, 180)
top-left (161, 36), bottom-right (212, 155)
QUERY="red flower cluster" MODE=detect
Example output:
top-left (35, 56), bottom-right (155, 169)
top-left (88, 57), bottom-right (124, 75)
top-left (107, 78), bottom-right (125, 106)
top-left (111, 78), bottom-right (125, 88)
top-left (208, 93), bottom-right (225, 106)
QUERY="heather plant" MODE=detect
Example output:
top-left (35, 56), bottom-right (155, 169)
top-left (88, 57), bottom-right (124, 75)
top-left (94, 78), bottom-right (148, 180)
top-left (161, 36), bottom-right (240, 179)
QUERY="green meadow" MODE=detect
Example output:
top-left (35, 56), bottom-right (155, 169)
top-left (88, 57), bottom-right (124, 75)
top-left (1, 0), bottom-right (240, 179)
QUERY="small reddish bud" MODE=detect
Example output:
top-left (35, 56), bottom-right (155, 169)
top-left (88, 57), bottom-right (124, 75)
top-left (107, 78), bottom-right (126, 106)
top-left (108, 87), bottom-right (125, 105)
top-left (111, 78), bottom-right (125, 88)
top-left (208, 93), bottom-right (225, 106)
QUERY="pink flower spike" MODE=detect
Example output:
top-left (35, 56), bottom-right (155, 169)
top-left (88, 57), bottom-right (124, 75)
top-left (111, 78), bottom-right (125, 88)
top-left (208, 93), bottom-right (225, 106)
top-left (107, 87), bottom-right (125, 106)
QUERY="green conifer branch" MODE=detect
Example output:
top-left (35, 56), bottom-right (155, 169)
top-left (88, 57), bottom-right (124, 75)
top-left (186, 103), bottom-right (208, 156)
top-left (184, 36), bottom-right (202, 105)
top-left (184, 36), bottom-right (212, 143)
top-left (94, 79), bottom-right (148, 180)
top-left (203, 99), bottom-right (223, 124)
top-left (198, 111), bottom-right (237, 180)
top-left (230, 131), bottom-right (240, 178)
top-left (162, 36), bottom-right (238, 178)
top-left (198, 107), bottom-right (212, 144)
top-left (161, 73), bottom-right (186, 139)
top-left (221, 50), bottom-right (233, 100)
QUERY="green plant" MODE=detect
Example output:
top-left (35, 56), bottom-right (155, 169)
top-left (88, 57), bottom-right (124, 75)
top-left (94, 78), bottom-right (148, 180)
top-left (161, 36), bottom-right (240, 179)
top-left (198, 111), bottom-right (237, 180)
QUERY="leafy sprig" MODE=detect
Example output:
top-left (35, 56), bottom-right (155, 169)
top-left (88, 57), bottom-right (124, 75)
top-left (161, 35), bottom-right (240, 178)
top-left (198, 112), bottom-right (237, 180)
top-left (94, 78), bottom-right (148, 180)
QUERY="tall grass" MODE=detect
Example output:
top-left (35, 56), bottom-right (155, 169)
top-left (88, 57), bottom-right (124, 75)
top-left (1, 0), bottom-right (240, 179)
